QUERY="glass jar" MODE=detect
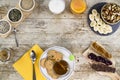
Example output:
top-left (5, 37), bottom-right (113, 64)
top-left (0, 48), bottom-right (11, 62)
top-left (70, 0), bottom-right (87, 14)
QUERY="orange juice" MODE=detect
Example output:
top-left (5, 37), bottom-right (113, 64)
top-left (70, 0), bottom-right (87, 14)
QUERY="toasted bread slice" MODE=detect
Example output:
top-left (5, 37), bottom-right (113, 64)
top-left (90, 42), bottom-right (112, 58)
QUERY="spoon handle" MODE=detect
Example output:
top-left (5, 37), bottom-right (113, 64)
top-left (13, 28), bottom-right (19, 47)
top-left (33, 64), bottom-right (36, 80)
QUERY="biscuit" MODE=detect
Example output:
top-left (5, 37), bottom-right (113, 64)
top-left (47, 68), bottom-right (60, 79)
top-left (45, 59), bottom-right (60, 79)
top-left (40, 58), bottom-right (46, 68)
top-left (47, 50), bottom-right (63, 61)
top-left (45, 59), bottom-right (54, 70)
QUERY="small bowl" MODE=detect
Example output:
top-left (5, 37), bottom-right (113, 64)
top-left (19, 0), bottom-right (35, 12)
top-left (0, 20), bottom-right (12, 37)
top-left (101, 3), bottom-right (120, 25)
top-left (53, 60), bottom-right (70, 75)
top-left (0, 48), bottom-right (11, 62)
top-left (48, 0), bottom-right (65, 14)
top-left (7, 8), bottom-right (23, 23)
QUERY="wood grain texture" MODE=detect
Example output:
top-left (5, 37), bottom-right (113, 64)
top-left (0, 0), bottom-right (120, 80)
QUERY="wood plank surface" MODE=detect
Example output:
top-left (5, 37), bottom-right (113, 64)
top-left (0, 0), bottom-right (120, 80)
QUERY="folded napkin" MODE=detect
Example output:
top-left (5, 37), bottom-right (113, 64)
top-left (13, 44), bottom-right (46, 80)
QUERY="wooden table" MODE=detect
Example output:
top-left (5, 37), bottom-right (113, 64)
top-left (0, 0), bottom-right (120, 80)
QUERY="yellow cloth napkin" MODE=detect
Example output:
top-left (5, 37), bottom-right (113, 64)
top-left (13, 44), bottom-right (46, 80)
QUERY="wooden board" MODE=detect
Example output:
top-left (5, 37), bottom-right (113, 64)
top-left (82, 42), bottom-right (120, 80)
top-left (2, 0), bottom-right (36, 37)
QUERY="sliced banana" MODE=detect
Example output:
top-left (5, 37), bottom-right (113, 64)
top-left (103, 29), bottom-right (108, 34)
top-left (106, 25), bottom-right (112, 33)
top-left (98, 19), bottom-right (103, 25)
top-left (94, 26), bottom-right (99, 31)
top-left (108, 29), bottom-right (112, 33)
top-left (90, 21), bottom-right (96, 27)
top-left (98, 27), bottom-right (104, 34)
top-left (92, 9), bottom-right (97, 16)
top-left (95, 15), bottom-right (100, 22)
top-left (96, 13), bottom-right (100, 18)
top-left (89, 9), bottom-right (113, 34)
top-left (89, 14), bottom-right (95, 21)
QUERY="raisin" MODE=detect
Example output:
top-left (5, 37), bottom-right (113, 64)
top-left (88, 53), bottom-right (97, 59)
top-left (91, 63), bottom-right (116, 73)
top-left (88, 53), bottom-right (112, 65)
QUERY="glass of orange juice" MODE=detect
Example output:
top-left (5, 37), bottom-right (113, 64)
top-left (70, 0), bottom-right (87, 14)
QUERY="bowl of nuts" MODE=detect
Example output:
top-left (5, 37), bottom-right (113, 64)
top-left (101, 3), bottom-right (120, 25)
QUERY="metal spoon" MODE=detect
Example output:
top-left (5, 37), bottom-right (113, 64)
top-left (13, 28), bottom-right (19, 47)
top-left (30, 50), bottom-right (36, 80)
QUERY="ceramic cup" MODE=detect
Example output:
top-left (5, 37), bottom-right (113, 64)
top-left (19, 0), bottom-right (35, 12)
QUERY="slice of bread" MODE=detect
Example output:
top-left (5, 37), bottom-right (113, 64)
top-left (90, 42), bottom-right (112, 58)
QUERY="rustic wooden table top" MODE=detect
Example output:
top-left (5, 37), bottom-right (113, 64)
top-left (0, 0), bottom-right (120, 80)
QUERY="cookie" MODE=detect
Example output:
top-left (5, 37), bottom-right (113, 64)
top-left (45, 59), bottom-right (54, 70)
top-left (40, 58), bottom-right (46, 68)
top-left (47, 68), bottom-right (60, 79)
top-left (45, 59), bottom-right (60, 79)
top-left (47, 50), bottom-right (63, 61)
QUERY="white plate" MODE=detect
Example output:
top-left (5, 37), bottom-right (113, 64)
top-left (39, 46), bottom-right (75, 80)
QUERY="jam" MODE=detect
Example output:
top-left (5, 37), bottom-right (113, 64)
top-left (53, 60), bottom-right (69, 75)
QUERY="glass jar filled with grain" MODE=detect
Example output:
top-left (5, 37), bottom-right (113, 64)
top-left (0, 48), bottom-right (11, 62)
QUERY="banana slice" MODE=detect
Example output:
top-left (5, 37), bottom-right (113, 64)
top-left (95, 16), bottom-right (100, 22)
top-left (89, 9), bottom-right (113, 34)
top-left (94, 27), bottom-right (99, 31)
top-left (98, 19), bottom-right (103, 25)
top-left (92, 9), bottom-right (97, 16)
top-left (98, 27), bottom-right (104, 34)
top-left (90, 21), bottom-right (97, 27)
top-left (103, 29), bottom-right (108, 34)
top-left (106, 25), bottom-right (112, 33)
top-left (108, 29), bottom-right (112, 33)
top-left (89, 14), bottom-right (95, 21)
top-left (96, 13), bottom-right (100, 18)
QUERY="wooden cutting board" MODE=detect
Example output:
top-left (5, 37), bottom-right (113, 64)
top-left (83, 46), bottom-right (120, 80)
top-left (1, 0), bottom-right (36, 38)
